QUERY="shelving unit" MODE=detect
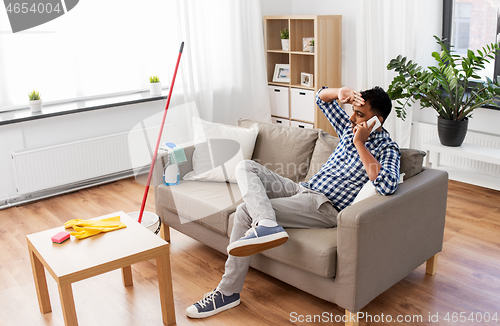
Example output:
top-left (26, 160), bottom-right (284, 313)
top-left (264, 15), bottom-right (341, 134)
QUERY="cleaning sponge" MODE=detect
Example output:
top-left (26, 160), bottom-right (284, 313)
top-left (51, 231), bottom-right (70, 244)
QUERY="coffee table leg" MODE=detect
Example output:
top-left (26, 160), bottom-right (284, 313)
top-left (58, 283), bottom-right (78, 326)
top-left (29, 248), bottom-right (52, 314)
top-left (122, 265), bottom-right (133, 287)
top-left (156, 249), bottom-right (175, 325)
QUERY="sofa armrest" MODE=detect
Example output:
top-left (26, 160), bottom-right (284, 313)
top-left (153, 145), bottom-right (195, 196)
top-left (334, 168), bottom-right (448, 312)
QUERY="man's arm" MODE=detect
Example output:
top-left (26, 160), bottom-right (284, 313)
top-left (319, 87), bottom-right (365, 106)
top-left (353, 121), bottom-right (400, 195)
top-left (353, 120), bottom-right (381, 181)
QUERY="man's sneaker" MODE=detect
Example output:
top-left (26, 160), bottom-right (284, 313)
top-left (186, 288), bottom-right (241, 318)
top-left (227, 225), bottom-right (288, 257)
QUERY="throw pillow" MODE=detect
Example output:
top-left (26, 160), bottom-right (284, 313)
top-left (400, 148), bottom-right (426, 180)
top-left (351, 173), bottom-right (405, 205)
top-left (183, 117), bottom-right (259, 183)
top-left (238, 118), bottom-right (318, 183)
top-left (351, 181), bottom-right (378, 205)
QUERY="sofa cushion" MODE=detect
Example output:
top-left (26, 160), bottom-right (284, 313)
top-left (400, 148), bottom-right (426, 180)
top-left (228, 212), bottom-right (337, 278)
top-left (262, 228), bottom-right (338, 278)
top-left (304, 131), bottom-right (340, 181)
top-left (238, 119), bottom-right (318, 183)
top-left (157, 181), bottom-right (242, 235)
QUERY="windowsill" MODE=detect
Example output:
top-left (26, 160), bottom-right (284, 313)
top-left (0, 89), bottom-right (169, 126)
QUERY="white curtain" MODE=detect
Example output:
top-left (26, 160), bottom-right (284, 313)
top-left (355, 0), bottom-right (442, 147)
top-left (165, 0), bottom-right (271, 125)
top-left (0, 0), bottom-right (172, 110)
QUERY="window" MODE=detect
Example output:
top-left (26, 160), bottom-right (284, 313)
top-left (443, 0), bottom-right (500, 82)
top-left (0, 0), bottom-right (172, 111)
top-left (453, 2), bottom-right (471, 50)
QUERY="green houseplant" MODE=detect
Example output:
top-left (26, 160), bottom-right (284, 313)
top-left (149, 75), bottom-right (162, 96)
top-left (387, 35), bottom-right (500, 146)
top-left (28, 90), bottom-right (42, 113)
top-left (280, 28), bottom-right (289, 51)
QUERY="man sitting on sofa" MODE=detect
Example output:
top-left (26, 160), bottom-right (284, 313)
top-left (186, 86), bottom-right (401, 318)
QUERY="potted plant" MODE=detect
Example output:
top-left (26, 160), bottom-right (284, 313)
top-left (149, 76), bottom-right (162, 96)
top-left (280, 28), bottom-right (289, 51)
top-left (309, 39), bottom-right (314, 53)
top-left (387, 35), bottom-right (500, 146)
top-left (28, 90), bottom-right (42, 113)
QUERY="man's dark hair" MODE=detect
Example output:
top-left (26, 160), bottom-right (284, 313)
top-left (361, 86), bottom-right (392, 124)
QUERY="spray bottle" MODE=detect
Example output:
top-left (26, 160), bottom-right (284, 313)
top-left (163, 142), bottom-right (187, 186)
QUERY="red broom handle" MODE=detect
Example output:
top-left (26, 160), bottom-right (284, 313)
top-left (138, 42), bottom-right (184, 224)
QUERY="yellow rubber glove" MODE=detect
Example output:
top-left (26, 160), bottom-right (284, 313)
top-left (66, 216), bottom-right (127, 239)
top-left (70, 226), bottom-right (103, 239)
top-left (65, 216), bottom-right (121, 229)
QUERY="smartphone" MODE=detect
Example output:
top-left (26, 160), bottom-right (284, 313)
top-left (366, 116), bottom-right (381, 133)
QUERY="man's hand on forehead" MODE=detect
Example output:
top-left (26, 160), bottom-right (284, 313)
top-left (338, 87), bottom-right (365, 106)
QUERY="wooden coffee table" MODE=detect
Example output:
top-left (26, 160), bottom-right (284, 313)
top-left (26, 211), bottom-right (175, 326)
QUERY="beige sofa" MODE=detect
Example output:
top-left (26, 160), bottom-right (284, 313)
top-left (153, 118), bottom-right (448, 322)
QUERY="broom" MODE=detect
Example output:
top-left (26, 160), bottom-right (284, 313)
top-left (137, 42), bottom-right (184, 224)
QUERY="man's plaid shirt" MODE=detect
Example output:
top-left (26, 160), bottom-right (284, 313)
top-left (301, 88), bottom-right (401, 210)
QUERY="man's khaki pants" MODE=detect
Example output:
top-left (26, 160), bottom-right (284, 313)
top-left (218, 160), bottom-right (338, 294)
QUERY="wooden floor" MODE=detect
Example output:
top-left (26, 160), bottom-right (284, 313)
top-left (0, 178), bottom-right (499, 325)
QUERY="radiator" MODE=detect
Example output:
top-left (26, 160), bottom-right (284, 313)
top-left (11, 126), bottom-right (162, 195)
top-left (411, 122), bottom-right (500, 177)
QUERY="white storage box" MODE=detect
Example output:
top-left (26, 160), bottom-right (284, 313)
top-left (268, 86), bottom-right (289, 117)
top-left (272, 117), bottom-right (290, 126)
top-left (290, 88), bottom-right (314, 122)
top-left (291, 120), bottom-right (314, 129)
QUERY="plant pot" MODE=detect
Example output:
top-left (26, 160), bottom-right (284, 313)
top-left (281, 39), bottom-right (289, 51)
top-left (309, 46), bottom-right (314, 53)
top-left (149, 82), bottom-right (162, 96)
top-left (437, 117), bottom-right (468, 147)
top-left (29, 99), bottom-right (42, 113)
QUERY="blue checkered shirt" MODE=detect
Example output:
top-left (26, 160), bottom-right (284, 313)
top-left (301, 88), bottom-right (401, 210)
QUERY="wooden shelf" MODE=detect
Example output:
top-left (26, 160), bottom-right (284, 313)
top-left (264, 15), bottom-right (341, 136)
top-left (268, 82), bottom-right (290, 87)
top-left (267, 50), bottom-right (289, 54)
top-left (290, 84), bottom-right (314, 91)
top-left (267, 50), bottom-right (315, 56)
top-left (290, 51), bottom-right (315, 55)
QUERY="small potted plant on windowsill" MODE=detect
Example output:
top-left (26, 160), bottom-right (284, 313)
top-left (28, 90), bottom-right (42, 113)
top-left (149, 76), bottom-right (162, 96)
top-left (280, 28), bottom-right (289, 51)
top-left (387, 35), bottom-right (500, 147)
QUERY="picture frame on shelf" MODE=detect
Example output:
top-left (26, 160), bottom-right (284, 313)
top-left (301, 72), bottom-right (313, 87)
top-left (273, 64), bottom-right (290, 83)
top-left (302, 37), bottom-right (313, 52)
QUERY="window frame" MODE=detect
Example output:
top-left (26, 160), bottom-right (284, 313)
top-left (442, 0), bottom-right (500, 110)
